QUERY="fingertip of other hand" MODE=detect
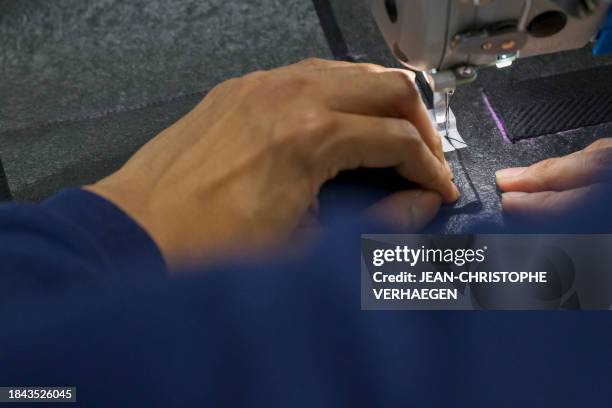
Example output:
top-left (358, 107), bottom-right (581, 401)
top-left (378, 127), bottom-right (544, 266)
top-left (495, 167), bottom-right (528, 189)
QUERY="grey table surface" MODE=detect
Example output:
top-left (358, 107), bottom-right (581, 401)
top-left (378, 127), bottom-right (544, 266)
top-left (0, 0), bottom-right (330, 200)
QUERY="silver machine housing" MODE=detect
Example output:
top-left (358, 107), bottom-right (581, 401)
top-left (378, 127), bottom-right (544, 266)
top-left (370, 0), bottom-right (611, 92)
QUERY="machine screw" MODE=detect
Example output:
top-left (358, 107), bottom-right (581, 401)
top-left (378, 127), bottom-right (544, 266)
top-left (501, 40), bottom-right (516, 50)
top-left (456, 66), bottom-right (476, 78)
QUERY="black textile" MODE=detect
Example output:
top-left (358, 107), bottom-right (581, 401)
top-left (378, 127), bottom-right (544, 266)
top-left (325, 0), bottom-right (612, 232)
top-left (0, 0), bottom-right (331, 202)
top-left (484, 65), bottom-right (612, 142)
top-left (0, 93), bottom-right (204, 202)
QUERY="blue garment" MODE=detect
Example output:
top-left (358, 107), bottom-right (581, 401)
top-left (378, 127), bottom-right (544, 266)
top-left (593, 6), bottom-right (612, 56)
top-left (0, 189), bottom-right (611, 407)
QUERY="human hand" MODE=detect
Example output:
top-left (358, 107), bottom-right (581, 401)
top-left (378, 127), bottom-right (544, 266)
top-left (496, 138), bottom-right (612, 218)
top-left (86, 59), bottom-right (458, 268)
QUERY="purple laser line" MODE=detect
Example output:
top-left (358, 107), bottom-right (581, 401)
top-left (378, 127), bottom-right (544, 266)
top-left (482, 91), bottom-right (511, 144)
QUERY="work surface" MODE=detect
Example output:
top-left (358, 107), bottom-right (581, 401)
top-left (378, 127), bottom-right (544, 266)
top-left (1, 0), bottom-right (611, 232)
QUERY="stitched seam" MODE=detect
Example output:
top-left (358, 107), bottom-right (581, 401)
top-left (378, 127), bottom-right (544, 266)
top-left (0, 89), bottom-right (209, 136)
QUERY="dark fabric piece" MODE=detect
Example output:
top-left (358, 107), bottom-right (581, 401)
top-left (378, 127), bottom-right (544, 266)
top-left (0, 93), bottom-right (205, 202)
top-left (484, 65), bottom-right (612, 142)
top-left (1, 192), bottom-right (612, 405)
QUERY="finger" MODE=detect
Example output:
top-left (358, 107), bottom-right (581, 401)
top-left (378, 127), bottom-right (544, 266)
top-left (496, 147), bottom-right (612, 193)
top-left (501, 182), bottom-right (611, 217)
top-left (316, 112), bottom-right (459, 203)
top-left (320, 69), bottom-right (446, 165)
top-left (283, 59), bottom-right (417, 78)
top-left (584, 137), bottom-right (612, 152)
top-left (367, 190), bottom-right (442, 232)
top-left (325, 63), bottom-right (417, 80)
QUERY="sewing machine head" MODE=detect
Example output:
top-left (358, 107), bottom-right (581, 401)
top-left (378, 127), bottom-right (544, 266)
top-left (371, 0), bottom-right (612, 92)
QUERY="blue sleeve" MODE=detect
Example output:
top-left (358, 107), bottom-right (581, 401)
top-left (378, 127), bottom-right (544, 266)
top-left (0, 204), bottom-right (611, 407)
top-left (0, 188), bottom-right (167, 311)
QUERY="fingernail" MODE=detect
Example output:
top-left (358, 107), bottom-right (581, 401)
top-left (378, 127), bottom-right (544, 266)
top-left (451, 183), bottom-right (461, 202)
top-left (496, 167), bottom-right (527, 180)
top-left (502, 192), bottom-right (529, 199)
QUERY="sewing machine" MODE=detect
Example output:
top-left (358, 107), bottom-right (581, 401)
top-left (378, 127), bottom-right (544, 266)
top-left (370, 0), bottom-right (612, 127)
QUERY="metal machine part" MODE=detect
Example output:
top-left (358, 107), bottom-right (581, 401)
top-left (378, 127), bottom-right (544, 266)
top-left (371, 0), bottom-right (612, 129)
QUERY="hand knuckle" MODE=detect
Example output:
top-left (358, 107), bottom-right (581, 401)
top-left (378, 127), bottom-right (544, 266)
top-left (354, 62), bottom-right (384, 72)
top-left (277, 108), bottom-right (334, 142)
top-left (432, 133), bottom-right (443, 148)
top-left (273, 109), bottom-right (335, 169)
top-left (299, 57), bottom-right (328, 67)
top-left (386, 71), bottom-right (419, 100)
top-left (377, 72), bottom-right (421, 115)
top-left (236, 73), bottom-right (267, 95)
top-left (243, 73), bottom-right (312, 108)
top-left (212, 77), bottom-right (240, 93)
top-left (300, 109), bottom-right (336, 136)
top-left (279, 73), bottom-right (312, 93)
top-left (404, 78), bottom-right (421, 102)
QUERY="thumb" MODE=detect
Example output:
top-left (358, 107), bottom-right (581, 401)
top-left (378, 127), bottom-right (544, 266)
top-left (367, 190), bottom-right (442, 232)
